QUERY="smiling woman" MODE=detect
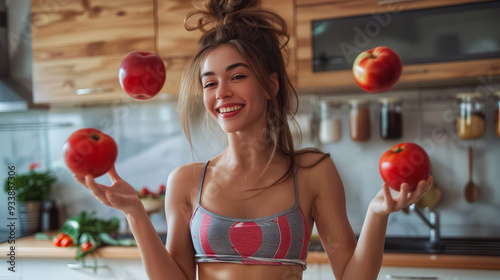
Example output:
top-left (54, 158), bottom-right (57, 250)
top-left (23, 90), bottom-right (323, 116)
top-left (200, 46), bottom-right (273, 134)
top-left (74, 0), bottom-right (433, 280)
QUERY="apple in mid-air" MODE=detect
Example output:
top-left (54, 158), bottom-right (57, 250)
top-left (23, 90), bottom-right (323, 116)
top-left (353, 46), bottom-right (402, 94)
top-left (119, 51), bottom-right (166, 100)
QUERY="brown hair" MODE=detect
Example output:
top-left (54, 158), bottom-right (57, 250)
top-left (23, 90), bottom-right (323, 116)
top-left (178, 0), bottom-right (328, 185)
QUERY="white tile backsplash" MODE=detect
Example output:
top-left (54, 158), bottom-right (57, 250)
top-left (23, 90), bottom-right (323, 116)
top-left (0, 85), bottom-right (499, 239)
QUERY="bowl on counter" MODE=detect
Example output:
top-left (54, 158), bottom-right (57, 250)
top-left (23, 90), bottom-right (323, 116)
top-left (140, 198), bottom-right (164, 214)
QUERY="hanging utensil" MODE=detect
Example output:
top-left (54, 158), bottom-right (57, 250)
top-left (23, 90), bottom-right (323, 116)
top-left (464, 145), bottom-right (479, 203)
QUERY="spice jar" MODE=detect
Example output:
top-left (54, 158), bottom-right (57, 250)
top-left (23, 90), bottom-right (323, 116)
top-left (348, 98), bottom-right (371, 142)
top-left (319, 100), bottom-right (342, 143)
top-left (456, 92), bottom-right (485, 139)
top-left (495, 91), bottom-right (500, 137)
top-left (379, 97), bottom-right (403, 140)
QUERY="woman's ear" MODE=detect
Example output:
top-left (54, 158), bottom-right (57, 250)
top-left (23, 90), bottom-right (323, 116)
top-left (269, 72), bottom-right (279, 97)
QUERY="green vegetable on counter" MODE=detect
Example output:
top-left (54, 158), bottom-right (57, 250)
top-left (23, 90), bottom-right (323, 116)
top-left (36, 211), bottom-right (136, 273)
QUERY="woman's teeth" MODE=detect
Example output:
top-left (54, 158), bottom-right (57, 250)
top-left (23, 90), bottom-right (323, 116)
top-left (219, 105), bottom-right (243, 113)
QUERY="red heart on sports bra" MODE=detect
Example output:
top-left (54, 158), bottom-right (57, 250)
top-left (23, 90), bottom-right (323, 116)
top-left (229, 222), bottom-right (263, 257)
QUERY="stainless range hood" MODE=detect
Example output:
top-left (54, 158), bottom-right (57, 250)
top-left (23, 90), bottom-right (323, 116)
top-left (0, 78), bottom-right (29, 111)
top-left (0, 0), bottom-right (36, 112)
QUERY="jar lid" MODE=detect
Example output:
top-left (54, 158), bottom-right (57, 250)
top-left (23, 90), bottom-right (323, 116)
top-left (455, 92), bottom-right (484, 99)
top-left (348, 98), bottom-right (370, 106)
top-left (378, 97), bottom-right (402, 104)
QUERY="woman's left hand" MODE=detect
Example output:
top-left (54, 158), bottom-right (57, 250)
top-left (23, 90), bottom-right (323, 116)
top-left (369, 176), bottom-right (433, 216)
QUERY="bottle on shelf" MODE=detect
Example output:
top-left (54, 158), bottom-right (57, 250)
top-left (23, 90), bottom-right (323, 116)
top-left (319, 100), bottom-right (342, 143)
top-left (348, 98), bottom-right (371, 142)
top-left (456, 92), bottom-right (485, 139)
top-left (379, 97), bottom-right (403, 140)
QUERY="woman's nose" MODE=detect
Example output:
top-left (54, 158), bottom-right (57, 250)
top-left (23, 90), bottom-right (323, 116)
top-left (216, 82), bottom-right (232, 100)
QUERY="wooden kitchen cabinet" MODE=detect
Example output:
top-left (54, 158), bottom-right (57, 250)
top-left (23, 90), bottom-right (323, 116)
top-left (296, 0), bottom-right (500, 92)
top-left (31, 0), bottom-right (156, 104)
top-left (31, 0), bottom-right (296, 104)
top-left (157, 0), bottom-right (296, 95)
top-left (156, 0), bottom-right (198, 96)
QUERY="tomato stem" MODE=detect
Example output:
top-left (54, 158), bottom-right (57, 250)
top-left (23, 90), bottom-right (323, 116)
top-left (90, 134), bottom-right (100, 141)
top-left (393, 146), bottom-right (406, 153)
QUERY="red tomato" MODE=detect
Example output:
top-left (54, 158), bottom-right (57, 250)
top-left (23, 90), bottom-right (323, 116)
top-left (379, 143), bottom-right (430, 191)
top-left (119, 51), bottom-right (166, 100)
top-left (60, 235), bottom-right (73, 247)
top-left (81, 241), bottom-right (93, 252)
top-left (353, 46), bottom-right (402, 93)
top-left (63, 128), bottom-right (118, 178)
top-left (52, 232), bottom-right (66, 247)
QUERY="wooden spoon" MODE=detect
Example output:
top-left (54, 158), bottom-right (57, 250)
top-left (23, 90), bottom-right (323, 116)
top-left (464, 145), bottom-right (479, 203)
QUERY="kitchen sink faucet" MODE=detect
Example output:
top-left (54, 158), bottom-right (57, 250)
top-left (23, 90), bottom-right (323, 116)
top-left (409, 204), bottom-right (440, 245)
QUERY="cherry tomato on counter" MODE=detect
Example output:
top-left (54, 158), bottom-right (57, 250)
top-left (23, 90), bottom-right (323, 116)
top-left (81, 241), bottom-right (94, 252)
top-left (52, 232), bottom-right (66, 247)
top-left (60, 235), bottom-right (74, 247)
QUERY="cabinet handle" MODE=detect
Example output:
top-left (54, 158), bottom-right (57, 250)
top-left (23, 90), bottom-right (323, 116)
top-left (76, 88), bottom-right (114, 95)
top-left (386, 275), bottom-right (438, 280)
top-left (378, 0), bottom-right (414, 6)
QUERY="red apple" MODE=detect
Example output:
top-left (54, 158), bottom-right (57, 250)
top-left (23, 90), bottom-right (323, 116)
top-left (118, 51), bottom-right (166, 100)
top-left (63, 128), bottom-right (118, 177)
top-left (379, 143), bottom-right (430, 191)
top-left (353, 46), bottom-right (402, 93)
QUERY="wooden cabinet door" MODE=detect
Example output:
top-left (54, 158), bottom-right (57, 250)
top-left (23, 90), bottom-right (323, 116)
top-left (296, 0), bottom-right (500, 92)
top-left (31, 0), bottom-right (155, 104)
top-left (156, 0), bottom-right (198, 96)
top-left (157, 0), bottom-right (296, 95)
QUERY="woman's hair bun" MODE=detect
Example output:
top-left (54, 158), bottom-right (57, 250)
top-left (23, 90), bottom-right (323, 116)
top-left (185, 0), bottom-right (289, 50)
top-left (186, 0), bottom-right (260, 32)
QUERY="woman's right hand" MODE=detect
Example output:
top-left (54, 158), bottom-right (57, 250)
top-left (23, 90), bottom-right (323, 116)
top-left (74, 166), bottom-right (143, 215)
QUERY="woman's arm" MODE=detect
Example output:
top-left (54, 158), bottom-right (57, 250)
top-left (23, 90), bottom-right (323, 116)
top-left (76, 165), bottom-right (197, 280)
top-left (311, 158), bottom-right (432, 280)
top-left (343, 179), bottom-right (432, 279)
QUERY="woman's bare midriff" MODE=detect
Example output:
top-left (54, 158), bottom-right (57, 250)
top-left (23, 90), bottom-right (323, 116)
top-left (198, 263), bottom-right (305, 280)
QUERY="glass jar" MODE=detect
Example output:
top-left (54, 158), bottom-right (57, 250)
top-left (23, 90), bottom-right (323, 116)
top-left (456, 92), bottom-right (485, 139)
top-left (319, 100), bottom-right (342, 143)
top-left (495, 91), bottom-right (500, 137)
top-left (348, 98), bottom-right (371, 142)
top-left (379, 97), bottom-right (403, 140)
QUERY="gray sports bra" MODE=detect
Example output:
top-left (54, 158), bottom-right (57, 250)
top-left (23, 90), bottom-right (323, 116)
top-left (190, 161), bottom-right (310, 270)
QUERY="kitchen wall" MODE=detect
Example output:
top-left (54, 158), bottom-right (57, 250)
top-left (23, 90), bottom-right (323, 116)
top-left (0, 84), bottom-right (499, 240)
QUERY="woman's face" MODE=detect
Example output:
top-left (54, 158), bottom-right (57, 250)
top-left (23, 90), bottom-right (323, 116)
top-left (201, 45), bottom-right (277, 135)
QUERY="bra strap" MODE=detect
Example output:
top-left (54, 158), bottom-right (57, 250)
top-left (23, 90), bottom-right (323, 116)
top-left (198, 160), bottom-right (210, 204)
top-left (198, 160), bottom-right (298, 205)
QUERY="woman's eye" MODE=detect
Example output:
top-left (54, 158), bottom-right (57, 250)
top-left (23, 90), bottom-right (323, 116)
top-left (232, 74), bottom-right (246, 80)
top-left (203, 82), bottom-right (216, 89)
